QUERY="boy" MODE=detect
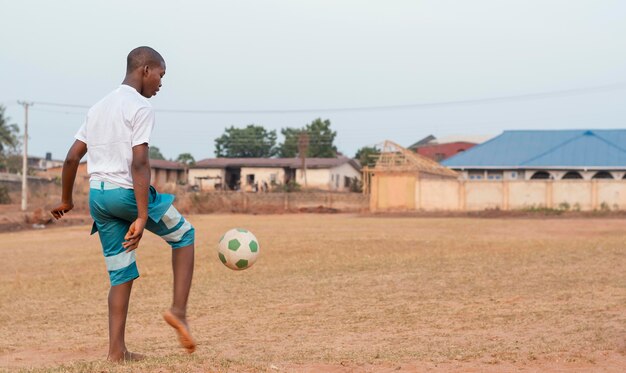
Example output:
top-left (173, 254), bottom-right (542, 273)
top-left (51, 46), bottom-right (196, 362)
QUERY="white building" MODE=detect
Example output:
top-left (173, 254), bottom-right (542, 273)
top-left (189, 157), bottom-right (362, 192)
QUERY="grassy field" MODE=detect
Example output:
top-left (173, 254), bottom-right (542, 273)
top-left (1, 214), bottom-right (625, 372)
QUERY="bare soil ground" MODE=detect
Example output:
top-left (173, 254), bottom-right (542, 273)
top-left (0, 215), bottom-right (625, 372)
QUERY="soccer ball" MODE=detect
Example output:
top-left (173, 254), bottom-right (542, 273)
top-left (217, 228), bottom-right (260, 270)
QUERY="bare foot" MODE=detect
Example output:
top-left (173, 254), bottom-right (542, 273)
top-left (163, 309), bottom-right (196, 353)
top-left (107, 350), bottom-right (145, 362)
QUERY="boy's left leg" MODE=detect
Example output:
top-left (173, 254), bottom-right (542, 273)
top-left (163, 243), bottom-right (196, 353)
top-left (171, 243), bottom-right (194, 319)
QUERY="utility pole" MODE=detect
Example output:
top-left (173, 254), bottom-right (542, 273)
top-left (298, 132), bottom-right (309, 188)
top-left (17, 101), bottom-right (33, 211)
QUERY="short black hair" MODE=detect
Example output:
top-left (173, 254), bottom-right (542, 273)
top-left (126, 46), bottom-right (164, 73)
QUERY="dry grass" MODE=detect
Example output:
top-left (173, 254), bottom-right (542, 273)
top-left (0, 215), bottom-right (625, 372)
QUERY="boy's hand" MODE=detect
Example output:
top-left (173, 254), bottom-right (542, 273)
top-left (50, 201), bottom-right (74, 219)
top-left (123, 217), bottom-right (147, 252)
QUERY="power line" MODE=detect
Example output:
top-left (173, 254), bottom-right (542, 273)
top-left (30, 82), bottom-right (626, 114)
top-left (30, 107), bottom-right (85, 115)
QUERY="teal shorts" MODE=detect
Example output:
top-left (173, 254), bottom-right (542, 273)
top-left (89, 180), bottom-right (195, 286)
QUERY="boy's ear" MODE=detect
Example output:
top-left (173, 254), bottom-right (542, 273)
top-left (143, 65), bottom-right (149, 76)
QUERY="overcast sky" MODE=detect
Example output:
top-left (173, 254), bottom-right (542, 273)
top-left (1, 0), bottom-right (625, 161)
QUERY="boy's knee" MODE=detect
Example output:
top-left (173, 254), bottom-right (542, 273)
top-left (162, 220), bottom-right (196, 249)
top-left (109, 261), bottom-right (139, 286)
top-left (170, 225), bottom-right (195, 249)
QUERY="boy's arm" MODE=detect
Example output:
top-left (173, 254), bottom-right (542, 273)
top-left (50, 140), bottom-right (87, 219)
top-left (123, 143), bottom-right (150, 252)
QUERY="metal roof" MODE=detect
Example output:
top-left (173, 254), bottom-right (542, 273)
top-left (442, 130), bottom-right (626, 169)
top-left (193, 156), bottom-right (361, 170)
top-left (150, 159), bottom-right (185, 170)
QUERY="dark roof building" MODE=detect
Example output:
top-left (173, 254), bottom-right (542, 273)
top-left (193, 156), bottom-right (360, 170)
top-left (190, 157), bottom-right (362, 192)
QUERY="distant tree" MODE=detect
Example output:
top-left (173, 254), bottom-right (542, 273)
top-left (0, 105), bottom-right (20, 173)
top-left (277, 127), bottom-right (302, 158)
top-left (215, 124), bottom-right (278, 158)
top-left (175, 153), bottom-right (195, 185)
top-left (175, 153), bottom-right (195, 166)
top-left (149, 146), bottom-right (166, 160)
top-left (2, 154), bottom-right (22, 174)
top-left (0, 105), bottom-right (19, 154)
top-left (278, 118), bottom-right (337, 158)
top-left (305, 118), bottom-right (337, 158)
top-left (354, 146), bottom-right (380, 168)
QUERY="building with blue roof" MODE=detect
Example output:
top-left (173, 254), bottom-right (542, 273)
top-left (442, 130), bottom-right (626, 181)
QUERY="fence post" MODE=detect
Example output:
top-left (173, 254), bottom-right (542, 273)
top-left (545, 180), bottom-right (554, 208)
top-left (458, 180), bottom-right (466, 211)
top-left (591, 180), bottom-right (598, 210)
top-left (502, 180), bottom-right (509, 211)
top-left (416, 177), bottom-right (422, 210)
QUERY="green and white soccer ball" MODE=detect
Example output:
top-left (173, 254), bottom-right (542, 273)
top-left (217, 228), bottom-right (260, 270)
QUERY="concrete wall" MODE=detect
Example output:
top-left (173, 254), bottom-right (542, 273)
top-left (186, 191), bottom-right (368, 213)
top-left (0, 172), bottom-right (81, 208)
top-left (241, 167), bottom-right (285, 191)
top-left (152, 168), bottom-right (185, 188)
top-left (465, 181), bottom-right (503, 210)
top-left (370, 174), bottom-right (626, 211)
top-left (370, 172), bottom-right (416, 211)
top-left (552, 182), bottom-right (592, 210)
top-left (188, 168), bottom-right (225, 191)
top-left (418, 178), bottom-right (460, 210)
top-left (295, 163), bottom-right (361, 191)
top-left (296, 168), bottom-right (331, 190)
top-left (508, 182), bottom-right (547, 209)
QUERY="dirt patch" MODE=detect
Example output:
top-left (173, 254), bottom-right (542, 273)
top-left (1, 215), bottom-right (624, 372)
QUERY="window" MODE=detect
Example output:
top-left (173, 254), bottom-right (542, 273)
top-left (246, 174), bottom-right (255, 185)
top-left (592, 171), bottom-right (613, 179)
top-left (487, 171), bottom-right (503, 180)
top-left (270, 173), bottom-right (277, 183)
top-left (562, 171), bottom-right (583, 179)
top-left (530, 171), bottom-right (551, 180)
top-left (344, 176), bottom-right (351, 188)
top-left (510, 171), bottom-right (517, 179)
top-left (468, 171), bottom-right (483, 180)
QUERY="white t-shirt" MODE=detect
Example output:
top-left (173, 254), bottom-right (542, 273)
top-left (75, 84), bottom-right (155, 189)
